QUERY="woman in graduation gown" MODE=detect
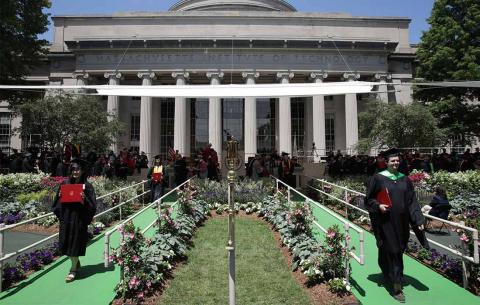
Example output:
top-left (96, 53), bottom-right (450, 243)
top-left (147, 155), bottom-right (165, 202)
top-left (52, 159), bottom-right (97, 282)
top-left (365, 148), bottom-right (425, 303)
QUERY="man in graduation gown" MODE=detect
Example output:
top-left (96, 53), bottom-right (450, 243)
top-left (365, 148), bottom-right (425, 303)
top-left (52, 159), bottom-right (97, 282)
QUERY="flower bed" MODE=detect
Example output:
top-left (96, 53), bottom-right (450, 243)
top-left (0, 174), bottom-right (142, 227)
top-left (2, 243), bottom-right (60, 290)
top-left (109, 179), bottom-right (353, 304)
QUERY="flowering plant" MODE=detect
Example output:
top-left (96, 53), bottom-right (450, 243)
top-left (2, 242), bottom-right (60, 289)
top-left (110, 221), bottom-right (155, 303)
top-left (286, 201), bottom-right (313, 236)
top-left (408, 169), bottom-right (430, 183)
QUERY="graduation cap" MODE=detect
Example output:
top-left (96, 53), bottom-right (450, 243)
top-left (382, 148), bottom-right (400, 160)
top-left (69, 158), bottom-right (90, 171)
top-left (153, 155), bottom-right (161, 161)
top-left (281, 152), bottom-right (290, 156)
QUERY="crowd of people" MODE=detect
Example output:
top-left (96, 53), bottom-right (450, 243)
top-left (326, 147), bottom-right (480, 177)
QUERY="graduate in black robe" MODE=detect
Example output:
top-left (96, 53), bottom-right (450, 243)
top-left (147, 155), bottom-right (165, 202)
top-left (52, 159), bottom-right (97, 282)
top-left (365, 148), bottom-right (425, 303)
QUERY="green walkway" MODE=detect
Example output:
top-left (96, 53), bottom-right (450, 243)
top-left (0, 196), bottom-right (176, 305)
top-left (1, 190), bottom-right (479, 305)
top-left (308, 199), bottom-right (480, 305)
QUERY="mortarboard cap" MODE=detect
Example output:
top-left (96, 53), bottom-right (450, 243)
top-left (382, 148), bottom-right (400, 160)
top-left (281, 152), bottom-right (290, 156)
top-left (70, 158), bottom-right (90, 171)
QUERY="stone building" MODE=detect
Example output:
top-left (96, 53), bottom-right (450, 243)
top-left (0, 0), bottom-right (416, 162)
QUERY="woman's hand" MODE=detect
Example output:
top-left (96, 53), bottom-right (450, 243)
top-left (418, 224), bottom-right (424, 230)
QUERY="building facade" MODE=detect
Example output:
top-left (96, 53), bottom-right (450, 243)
top-left (1, 0), bottom-right (416, 162)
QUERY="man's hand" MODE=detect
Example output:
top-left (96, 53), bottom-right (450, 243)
top-left (418, 224), bottom-right (424, 230)
top-left (379, 204), bottom-right (389, 214)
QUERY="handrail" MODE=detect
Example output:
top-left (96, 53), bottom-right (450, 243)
top-left (304, 176), bottom-right (479, 265)
top-left (104, 178), bottom-right (193, 267)
top-left (0, 179), bottom-right (150, 292)
top-left (0, 190), bottom-right (150, 265)
top-left (0, 180), bottom-right (149, 233)
top-left (271, 176), bottom-right (365, 268)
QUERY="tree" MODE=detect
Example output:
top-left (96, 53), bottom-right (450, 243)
top-left (415, 0), bottom-right (480, 145)
top-left (16, 94), bottom-right (125, 152)
top-left (0, 0), bottom-right (51, 103)
top-left (358, 99), bottom-right (445, 152)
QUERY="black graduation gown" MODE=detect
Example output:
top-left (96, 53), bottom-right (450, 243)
top-left (52, 180), bottom-right (97, 257)
top-left (365, 173), bottom-right (424, 283)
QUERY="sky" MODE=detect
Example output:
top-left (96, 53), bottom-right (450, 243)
top-left (40, 0), bottom-right (435, 44)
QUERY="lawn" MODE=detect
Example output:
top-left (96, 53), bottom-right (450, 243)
top-left (159, 216), bottom-right (312, 305)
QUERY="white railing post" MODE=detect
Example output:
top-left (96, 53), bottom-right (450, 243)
top-left (142, 182), bottom-right (145, 207)
top-left (119, 193), bottom-right (123, 221)
top-left (344, 190), bottom-right (349, 219)
top-left (104, 232), bottom-right (110, 268)
top-left (344, 222), bottom-right (351, 286)
top-left (0, 223), bottom-right (5, 292)
top-left (473, 230), bottom-right (479, 264)
top-left (287, 186), bottom-right (291, 202)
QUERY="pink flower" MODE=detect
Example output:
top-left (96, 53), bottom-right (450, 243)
top-left (460, 233), bottom-right (469, 243)
top-left (137, 292), bottom-right (144, 299)
top-left (327, 231), bottom-right (336, 239)
top-left (346, 235), bottom-right (351, 242)
top-left (117, 258), bottom-right (124, 265)
top-left (128, 276), bottom-right (139, 289)
top-left (146, 281), bottom-right (152, 288)
top-left (132, 255), bottom-right (140, 263)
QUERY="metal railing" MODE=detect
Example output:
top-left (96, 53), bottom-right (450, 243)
top-left (304, 176), bottom-right (479, 289)
top-left (271, 176), bottom-right (365, 286)
top-left (0, 180), bottom-right (150, 292)
top-left (104, 178), bottom-right (193, 268)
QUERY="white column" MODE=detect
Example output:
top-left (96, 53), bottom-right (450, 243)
top-left (242, 72), bottom-right (259, 161)
top-left (72, 72), bottom-right (89, 86)
top-left (310, 72), bottom-right (328, 161)
top-left (343, 73), bottom-right (360, 155)
top-left (104, 72), bottom-right (122, 153)
top-left (172, 71), bottom-right (190, 157)
top-left (207, 71), bottom-right (224, 163)
top-left (138, 72), bottom-right (156, 165)
top-left (393, 78), bottom-right (413, 105)
top-left (276, 72), bottom-right (294, 155)
top-left (375, 73), bottom-right (391, 103)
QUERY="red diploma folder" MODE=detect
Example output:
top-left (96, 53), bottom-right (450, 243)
top-left (152, 172), bottom-right (163, 182)
top-left (60, 184), bottom-right (85, 203)
top-left (376, 188), bottom-right (392, 208)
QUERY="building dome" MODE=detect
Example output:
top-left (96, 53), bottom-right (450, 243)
top-left (169, 0), bottom-right (297, 12)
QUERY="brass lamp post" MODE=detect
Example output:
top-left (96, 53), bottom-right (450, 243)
top-left (225, 135), bottom-right (240, 305)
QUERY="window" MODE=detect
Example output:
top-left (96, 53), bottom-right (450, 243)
top-left (325, 113), bottom-right (335, 152)
top-left (222, 99), bottom-right (244, 151)
top-left (291, 98), bottom-right (305, 152)
top-left (159, 99), bottom-right (175, 160)
top-left (0, 113), bottom-right (11, 153)
top-left (257, 98), bottom-right (276, 154)
top-left (130, 114), bottom-right (140, 142)
top-left (190, 99), bottom-right (209, 155)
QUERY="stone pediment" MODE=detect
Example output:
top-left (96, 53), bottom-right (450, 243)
top-left (169, 0), bottom-right (296, 12)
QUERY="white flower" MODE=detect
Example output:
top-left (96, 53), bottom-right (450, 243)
top-left (346, 284), bottom-right (351, 292)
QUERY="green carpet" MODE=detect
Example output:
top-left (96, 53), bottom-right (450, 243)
top-left (308, 199), bottom-right (480, 305)
top-left (0, 197), bottom-right (175, 305)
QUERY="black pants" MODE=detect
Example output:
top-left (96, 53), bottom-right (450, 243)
top-left (378, 246), bottom-right (404, 286)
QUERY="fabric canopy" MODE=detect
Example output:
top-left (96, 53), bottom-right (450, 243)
top-left (0, 82), bottom-right (375, 98)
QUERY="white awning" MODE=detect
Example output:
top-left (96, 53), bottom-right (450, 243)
top-left (0, 82), bottom-right (375, 98)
